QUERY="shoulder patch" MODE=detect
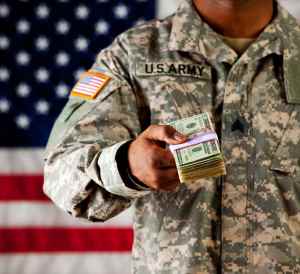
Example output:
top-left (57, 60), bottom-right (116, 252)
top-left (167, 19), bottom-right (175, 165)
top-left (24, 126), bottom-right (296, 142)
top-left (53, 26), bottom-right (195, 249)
top-left (70, 70), bottom-right (111, 100)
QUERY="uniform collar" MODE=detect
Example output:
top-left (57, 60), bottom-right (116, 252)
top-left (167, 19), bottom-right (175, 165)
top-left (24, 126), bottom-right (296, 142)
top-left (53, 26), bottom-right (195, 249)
top-left (168, 0), bottom-right (300, 103)
top-left (277, 4), bottom-right (300, 103)
top-left (168, 1), bottom-right (293, 64)
top-left (168, 0), bottom-right (237, 64)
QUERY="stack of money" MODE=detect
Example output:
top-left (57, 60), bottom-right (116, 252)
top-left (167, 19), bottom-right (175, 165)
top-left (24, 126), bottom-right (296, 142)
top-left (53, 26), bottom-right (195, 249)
top-left (168, 113), bottom-right (226, 183)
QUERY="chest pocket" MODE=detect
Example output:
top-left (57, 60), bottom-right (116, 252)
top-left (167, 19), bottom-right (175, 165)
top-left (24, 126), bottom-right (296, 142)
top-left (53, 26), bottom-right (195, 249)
top-left (270, 107), bottom-right (300, 181)
top-left (135, 61), bottom-right (213, 122)
top-left (137, 72), bottom-right (214, 124)
top-left (164, 76), bottom-right (214, 119)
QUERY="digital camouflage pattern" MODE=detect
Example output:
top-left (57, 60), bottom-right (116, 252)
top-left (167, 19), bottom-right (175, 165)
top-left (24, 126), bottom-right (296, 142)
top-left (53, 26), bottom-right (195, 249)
top-left (43, 0), bottom-right (300, 273)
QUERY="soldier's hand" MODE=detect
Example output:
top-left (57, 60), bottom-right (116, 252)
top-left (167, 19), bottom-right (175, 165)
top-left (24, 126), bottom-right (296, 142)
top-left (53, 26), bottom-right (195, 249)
top-left (128, 125), bottom-right (187, 191)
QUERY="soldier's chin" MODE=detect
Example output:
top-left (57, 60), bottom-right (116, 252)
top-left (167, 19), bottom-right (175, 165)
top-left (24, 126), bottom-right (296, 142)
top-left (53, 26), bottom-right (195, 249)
top-left (229, 0), bottom-right (254, 3)
top-left (223, 0), bottom-right (255, 3)
top-left (196, 0), bottom-right (256, 6)
top-left (227, 0), bottom-right (259, 7)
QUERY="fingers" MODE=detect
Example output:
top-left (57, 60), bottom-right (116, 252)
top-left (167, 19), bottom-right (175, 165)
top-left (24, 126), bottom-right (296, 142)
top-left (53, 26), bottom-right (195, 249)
top-left (128, 124), bottom-right (185, 192)
top-left (149, 168), bottom-right (180, 191)
top-left (144, 125), bottom-right (187, 145)
top-left (162, 182), bottom-right (180, 192)
top-left (148, 147), bottom-right (176, 169)
top-left (156, 168), bottom-right (179, 183)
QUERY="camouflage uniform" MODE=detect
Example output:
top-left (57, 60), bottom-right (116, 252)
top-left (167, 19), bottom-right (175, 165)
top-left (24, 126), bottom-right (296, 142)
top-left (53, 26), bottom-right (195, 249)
top-left (44, 0), bottom-right (300, 273)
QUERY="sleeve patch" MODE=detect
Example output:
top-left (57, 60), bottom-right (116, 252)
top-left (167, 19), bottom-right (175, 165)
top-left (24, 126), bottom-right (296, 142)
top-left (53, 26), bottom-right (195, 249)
top-left (70, 70), bottom-right (111, 100)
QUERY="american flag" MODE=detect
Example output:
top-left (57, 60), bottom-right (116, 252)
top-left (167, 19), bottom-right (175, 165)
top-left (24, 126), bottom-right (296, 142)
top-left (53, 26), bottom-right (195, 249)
top-left (0, 1), bottom-right (177, 273)
top-left (71, 71), bottom-right (111, 99)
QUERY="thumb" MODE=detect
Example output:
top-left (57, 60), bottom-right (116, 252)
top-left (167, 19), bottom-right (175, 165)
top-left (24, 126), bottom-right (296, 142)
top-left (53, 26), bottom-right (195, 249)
top-left (144, 125), bottom-right (187, 145)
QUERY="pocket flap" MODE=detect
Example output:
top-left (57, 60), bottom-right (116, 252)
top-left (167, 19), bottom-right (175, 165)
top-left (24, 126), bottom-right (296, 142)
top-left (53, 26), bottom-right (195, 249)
top-left (269, 107), bottom-right (299, 176)
top-left (270, 157), bottom-right (296, 175)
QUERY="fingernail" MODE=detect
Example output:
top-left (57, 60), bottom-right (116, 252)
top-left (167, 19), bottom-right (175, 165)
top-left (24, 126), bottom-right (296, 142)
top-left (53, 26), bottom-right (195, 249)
top-left (174, 132), bottom-right (186, 141)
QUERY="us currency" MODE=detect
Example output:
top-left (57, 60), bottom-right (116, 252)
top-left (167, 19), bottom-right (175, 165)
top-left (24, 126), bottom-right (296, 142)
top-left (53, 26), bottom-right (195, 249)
top-left (168, 113), bottom-right (226, 183)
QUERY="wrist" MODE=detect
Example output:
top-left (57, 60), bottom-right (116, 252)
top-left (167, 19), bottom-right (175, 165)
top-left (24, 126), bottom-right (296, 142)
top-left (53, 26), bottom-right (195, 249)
top-left (116, 141), bottom-right (150, 191)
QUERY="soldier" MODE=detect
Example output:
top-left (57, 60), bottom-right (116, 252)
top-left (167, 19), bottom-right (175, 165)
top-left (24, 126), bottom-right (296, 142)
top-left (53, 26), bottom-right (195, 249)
top-left (44, 0), bottom-right (300, 273)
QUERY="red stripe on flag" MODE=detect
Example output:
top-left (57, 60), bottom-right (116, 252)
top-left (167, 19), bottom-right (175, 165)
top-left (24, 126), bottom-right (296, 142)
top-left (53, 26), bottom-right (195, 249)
top-left (0, 175), bottom-right (48, 201)
top-left (0, 227), bottom-right (133, 253)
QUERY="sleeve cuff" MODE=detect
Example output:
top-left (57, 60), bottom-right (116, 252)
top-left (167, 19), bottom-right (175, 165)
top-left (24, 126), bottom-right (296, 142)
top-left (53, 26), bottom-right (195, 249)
top-left (98, 140), bottom-right (151, 198)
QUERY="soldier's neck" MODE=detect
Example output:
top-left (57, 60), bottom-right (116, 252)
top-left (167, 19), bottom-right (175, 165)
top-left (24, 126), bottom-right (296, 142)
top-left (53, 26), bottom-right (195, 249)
top-left (193, 0), bottom-right (274, 38)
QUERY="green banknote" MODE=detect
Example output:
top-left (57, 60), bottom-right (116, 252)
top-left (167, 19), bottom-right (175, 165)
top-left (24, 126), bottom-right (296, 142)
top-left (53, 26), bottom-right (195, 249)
top-left (168, 113), bottom-right (226, 183)
top-left (168, 112), bottom-right (213, 136)
top-left (174, 140), bottom-right (220, 166)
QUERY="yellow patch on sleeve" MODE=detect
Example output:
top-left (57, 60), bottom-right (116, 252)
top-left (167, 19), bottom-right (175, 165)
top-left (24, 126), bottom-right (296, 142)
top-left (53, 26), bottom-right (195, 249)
top-left (70, 70), bottom-right (111, 100)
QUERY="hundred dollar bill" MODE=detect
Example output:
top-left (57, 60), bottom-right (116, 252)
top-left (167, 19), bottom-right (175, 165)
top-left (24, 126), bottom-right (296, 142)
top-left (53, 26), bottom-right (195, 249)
top-left (168, 113), bottom-right (226, 183)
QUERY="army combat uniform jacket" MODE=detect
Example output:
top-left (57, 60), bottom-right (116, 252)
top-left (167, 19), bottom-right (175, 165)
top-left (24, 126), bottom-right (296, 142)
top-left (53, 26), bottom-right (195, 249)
top-left (44, 1), bottom-right (300, 273)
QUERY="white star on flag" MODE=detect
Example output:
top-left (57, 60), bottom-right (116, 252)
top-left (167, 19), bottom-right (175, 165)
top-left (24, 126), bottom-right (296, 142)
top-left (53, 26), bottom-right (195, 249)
top-left (35, 36), bottom-right (49, 51)
top-left (56, 20), bottom-right (70, 34)
top-left (0, 98), bottom-right (10, 113)
top-left (56, 83), bottom-right (70, 98)
top-left (114, 4), bottom-right (129, 19)
top-left (15, 114), bottom-right (31, 129)
top-left (16, 51), bottom-right (31, 66)
top-left (0, 36), bottom-right (9, 49)
top-left (16, 19), bottom-right (31, 34)
top-left (16, 83), bottom-right (31, 98)
top-left (75, 37), bottom-right (89, 51)
top-left (36, 4), bottom-right (50, 19)
top-left (95, 20), bottom-right (110, 35)
top-left (56, 52), bottom-right (70, 66)
top-left (35, 100), bottom-right (50, 115)
top-left (0, 67), bottom-right (10, 81)
top-left (35, 68), bottom-right (50, 83)
top-left (75, 5), bottom-right (89, 19)
top-left (0, 4), bottom-right (9, 18)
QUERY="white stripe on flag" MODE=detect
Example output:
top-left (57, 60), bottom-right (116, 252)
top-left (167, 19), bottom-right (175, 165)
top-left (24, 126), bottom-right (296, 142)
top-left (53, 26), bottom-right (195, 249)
top-left (73, 87), bottom-right (97, 95)
top-left (89, 77), bottom-right (105, 84)
top-left (0, 253), bottom-right (131, 274)
top-left (0, 149), bottom-right (44, 174)
top-left (157, 0), bottom-right (180, 18)
top-left (0, 202), bottom-right (132, 227)
top-left (75, 83), bottom-right (100, 90)
top-left (279, 0), bottom-right (300, 21)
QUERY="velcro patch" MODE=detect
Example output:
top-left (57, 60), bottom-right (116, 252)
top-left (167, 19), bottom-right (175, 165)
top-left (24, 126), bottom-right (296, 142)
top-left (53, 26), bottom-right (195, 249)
top-left (136, 63), bottom-right (211, 79)
top-left (71, 70), bottom-right (111, 100)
